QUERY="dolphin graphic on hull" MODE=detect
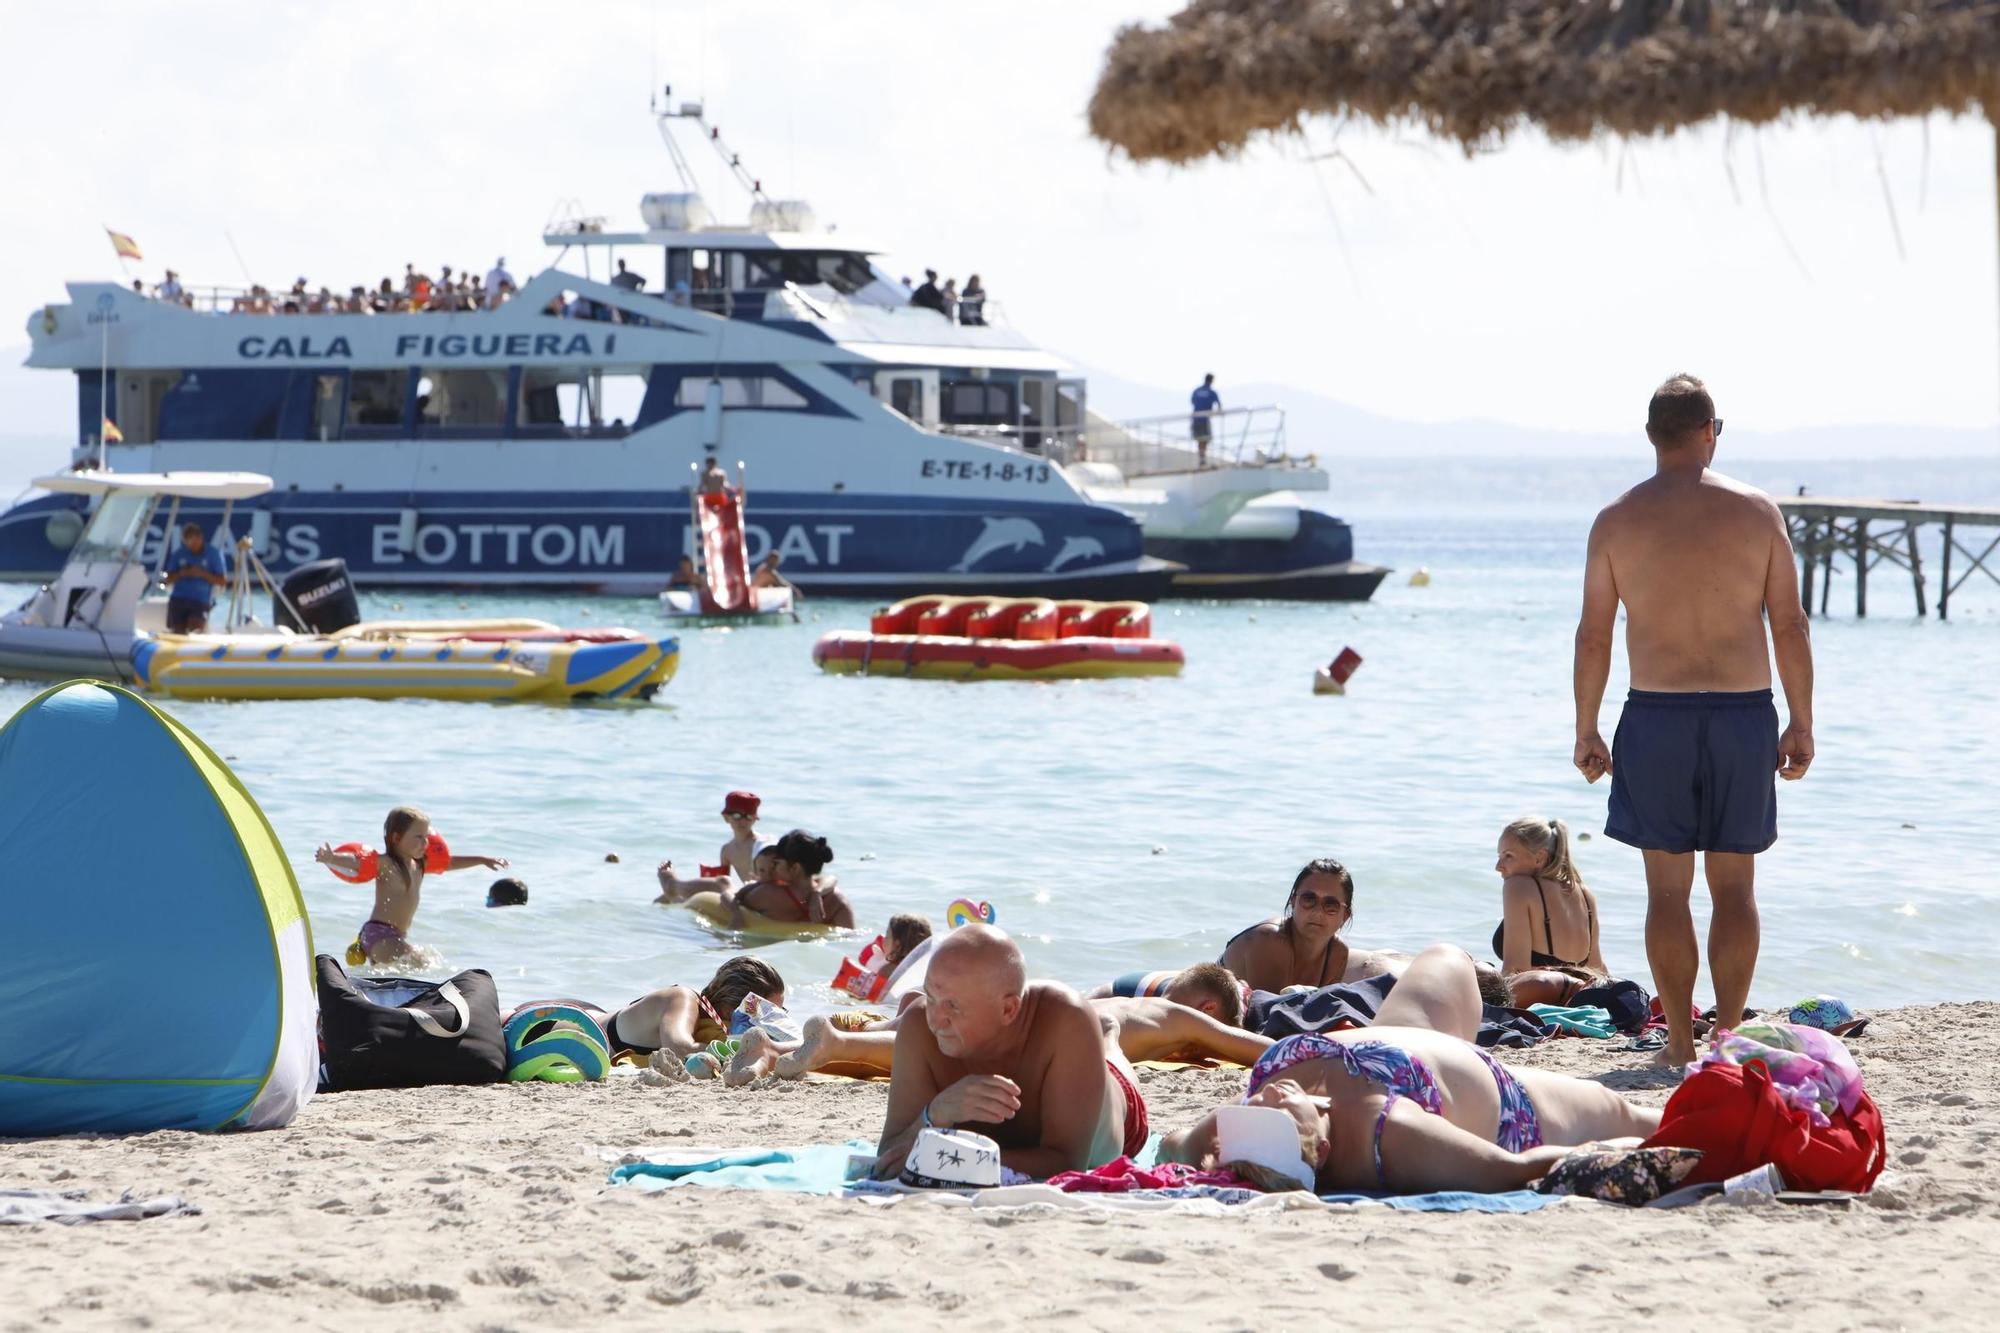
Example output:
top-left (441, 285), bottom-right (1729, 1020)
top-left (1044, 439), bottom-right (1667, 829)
top-left (1045, 536), bottom-right (1105, 572)
top-left (949, 517), bottom-right (1044, 572)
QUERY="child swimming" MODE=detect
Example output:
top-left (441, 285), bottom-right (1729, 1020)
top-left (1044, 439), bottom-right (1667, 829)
top-left (315, 806), bottom-right (507, 964)
top-left (718, 790), bottom-right (761, 882)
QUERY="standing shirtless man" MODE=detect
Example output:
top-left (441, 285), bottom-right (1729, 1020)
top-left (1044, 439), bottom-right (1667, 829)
top-left (1573, 374), bottom-right (1815, 1067)
top-left (871, 925), bottom-right (1148, 1180)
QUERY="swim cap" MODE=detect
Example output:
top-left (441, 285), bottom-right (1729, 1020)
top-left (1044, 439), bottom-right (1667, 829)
top-left (503, 1005), bottom-right (610, 1082)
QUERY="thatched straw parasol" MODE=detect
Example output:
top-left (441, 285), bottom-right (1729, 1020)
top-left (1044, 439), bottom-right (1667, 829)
top-left (1089, 1), bottom-right (2000, 163)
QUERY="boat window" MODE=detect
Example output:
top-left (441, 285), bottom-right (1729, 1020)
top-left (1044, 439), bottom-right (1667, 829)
top-left (416, 368), bottom-right (508, 432)
top-left (942, 381), bottom-right (1014, 425)
top-left (310, 374), bottom-right (345, 441)
top-left (347, 369), bottom-right (409, 430)
top-left (71, 491), bottom-right (153, 564)
top-left (889, 378), bottom-right (923, 420)
top-left (732, 250), bottom-right (875, 295)
top-left (673, 376), bottom-right (807, 410)
top-left (516, 367), bottom-right (650, 437)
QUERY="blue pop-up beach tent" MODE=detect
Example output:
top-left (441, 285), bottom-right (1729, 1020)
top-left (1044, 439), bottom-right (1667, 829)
top-left (0, 681), bottom-right (316, 1134)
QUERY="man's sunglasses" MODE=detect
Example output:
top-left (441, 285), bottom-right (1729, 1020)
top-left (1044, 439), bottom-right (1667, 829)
top-left (1711, 417), bottom-right (1724, 439)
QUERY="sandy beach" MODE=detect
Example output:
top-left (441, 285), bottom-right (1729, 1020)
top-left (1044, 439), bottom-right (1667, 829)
top-left (0, 1001), bottom-right (1987, 1331)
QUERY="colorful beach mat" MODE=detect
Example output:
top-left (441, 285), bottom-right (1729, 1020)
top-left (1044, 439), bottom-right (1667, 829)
top-left (605, 1141), bottom-right (1560, 1214)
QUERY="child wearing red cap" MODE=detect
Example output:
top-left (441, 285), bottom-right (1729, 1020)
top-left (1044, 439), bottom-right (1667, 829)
top-left (719, 790), bottom-right (762, 882)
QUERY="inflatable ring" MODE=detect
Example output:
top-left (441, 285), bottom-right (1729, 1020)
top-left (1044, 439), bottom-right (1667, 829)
top-left (679, 890), bottom-right (837, 940)
top-left (946, 898), bottom-right (996, 929)
top-left (504, 1006), bottom-right (609, 1078)
top-left (503, 1004), bottom-right (612, 1083)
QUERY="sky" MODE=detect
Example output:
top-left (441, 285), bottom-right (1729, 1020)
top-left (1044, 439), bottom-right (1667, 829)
top-left (2, 0), bottom-right (1999, 441)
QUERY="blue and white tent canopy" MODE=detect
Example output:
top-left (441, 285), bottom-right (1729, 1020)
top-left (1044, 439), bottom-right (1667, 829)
top-left (0, 681), bottom-right (315, 1133)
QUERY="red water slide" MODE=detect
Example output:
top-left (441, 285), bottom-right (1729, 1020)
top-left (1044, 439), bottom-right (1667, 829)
top-left (696, 490), bottom-right (752, 613)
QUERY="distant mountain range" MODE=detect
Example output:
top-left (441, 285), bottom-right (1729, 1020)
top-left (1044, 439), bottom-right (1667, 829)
top-left (1077, 364), bottom-right (2000, 461)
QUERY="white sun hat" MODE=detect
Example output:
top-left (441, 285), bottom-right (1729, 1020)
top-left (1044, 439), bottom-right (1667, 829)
top-left (898, 1127), bottom-right (1003, 1190)
top-left (1215, 1104), bottom-right (1317, 1192)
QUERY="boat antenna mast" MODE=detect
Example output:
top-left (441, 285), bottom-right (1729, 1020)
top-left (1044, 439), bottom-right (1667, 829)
top-left (652, 84), bottom-right (770, 206)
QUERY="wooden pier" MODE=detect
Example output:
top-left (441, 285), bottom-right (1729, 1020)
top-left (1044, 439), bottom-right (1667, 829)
top-left (1777, 497), bottom-right (2000, 620)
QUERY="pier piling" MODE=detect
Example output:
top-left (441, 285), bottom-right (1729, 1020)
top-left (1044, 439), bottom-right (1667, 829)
top-left (1778, 498), bottom-right (2000, 620)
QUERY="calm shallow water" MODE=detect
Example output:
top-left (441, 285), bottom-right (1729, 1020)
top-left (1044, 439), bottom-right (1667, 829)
top-left (2, 457), bottom-right (1995, 1014)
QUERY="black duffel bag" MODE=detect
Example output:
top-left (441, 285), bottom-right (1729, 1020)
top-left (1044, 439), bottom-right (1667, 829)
top-left (316, 955), bottom-right (506, 1091)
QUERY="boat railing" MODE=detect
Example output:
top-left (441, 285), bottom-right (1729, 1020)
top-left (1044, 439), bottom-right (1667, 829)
top-left (938, 407), bottom-right (1299, 477)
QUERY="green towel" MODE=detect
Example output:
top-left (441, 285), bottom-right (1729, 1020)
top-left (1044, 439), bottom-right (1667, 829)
top-left (1527, 1003), bottom-right (1616, 1038)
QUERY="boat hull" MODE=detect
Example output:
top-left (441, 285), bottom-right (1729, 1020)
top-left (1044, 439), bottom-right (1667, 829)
top-left (1145, 509), bottom-right (1390, 601)
top-left (0, 487), bottom-right (1167, 600)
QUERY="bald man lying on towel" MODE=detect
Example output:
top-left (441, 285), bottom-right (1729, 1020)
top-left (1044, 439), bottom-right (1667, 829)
top-left (871, 925), bottom-right (1151, 1180)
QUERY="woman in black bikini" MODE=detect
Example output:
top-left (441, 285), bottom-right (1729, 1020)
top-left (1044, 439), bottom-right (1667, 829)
top-left (586, 955), bottom-right (786, 1072)
top-left (1492, 817), bottom-right (1606, 981)
top-left (1219, 859), bottom-right (1407, 995)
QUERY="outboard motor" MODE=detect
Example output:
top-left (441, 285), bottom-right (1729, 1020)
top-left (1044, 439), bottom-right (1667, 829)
top-left (276, 558), bottom-right (361, 635)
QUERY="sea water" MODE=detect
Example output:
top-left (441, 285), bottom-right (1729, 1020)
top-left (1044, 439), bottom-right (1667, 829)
top-left (1, 455), bottom-right (1994, 1014)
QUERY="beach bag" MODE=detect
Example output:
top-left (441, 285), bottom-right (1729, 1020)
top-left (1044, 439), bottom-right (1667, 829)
top-left (315, 955), bottom-right (506, 1091)
top-left (1642, 1061), bottom-right (1886, 1193)
top-left (1572, 978), bottom-right (1650, 1034)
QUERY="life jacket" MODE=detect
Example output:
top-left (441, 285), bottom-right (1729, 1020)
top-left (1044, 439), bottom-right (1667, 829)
top-left (1642, 1060), bottom-right (1886, 1193)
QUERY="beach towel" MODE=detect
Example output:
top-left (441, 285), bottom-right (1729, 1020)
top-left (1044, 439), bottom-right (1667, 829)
top-left (606, 1141), bottom-right (1562, 1214)
top-left (1527, 1004), bottom-right (1617, 1038)
top-left (1247, 975), bottom-right (1554, 1049)
top-left (0, 1190), bottom-right (200, 1225)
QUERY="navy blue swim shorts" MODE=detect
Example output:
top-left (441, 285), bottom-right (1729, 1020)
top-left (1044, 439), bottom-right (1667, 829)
top-left (1605, 689), bottom-right (1779, 855)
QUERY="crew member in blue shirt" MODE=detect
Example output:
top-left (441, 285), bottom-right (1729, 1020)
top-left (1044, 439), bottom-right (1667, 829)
top-left (1190, 373), bottom-right (1221, 467)
top-left (162, 521), bottom-right (227, 633)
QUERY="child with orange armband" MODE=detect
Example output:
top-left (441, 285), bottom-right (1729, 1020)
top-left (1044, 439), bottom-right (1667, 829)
top-left (315, 805), bottom-right (507, 965)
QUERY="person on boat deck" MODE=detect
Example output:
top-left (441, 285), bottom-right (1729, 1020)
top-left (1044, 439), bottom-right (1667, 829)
top-left (940, 277), bottom-right (960, 322)
top-left (162, 521), bottom-right (228, 634)
top-left (1190, 373), bottom-right (1221, 467)
top-left (871, 926), bottom-right (1149, 1181)
top-left (1493, 815), bottom-right (1607, 981)
top-left (577, 955), bottom-right (785, 1073)
top-left (697, 456), bottom-right (733, 498)
top-left (314, 806), bottom-right (508, 964)
top-left (1158, 946), bottom-right (1663, 1195)
top-left (1219, 859), bottom-right (1409, 995)
top-left (668, 555), bottom-right (698, 590)
top-left (959, 274), bottom-right (987, 325)
top-left (910, 268), bottom-right (945, 314)
top-left (726, 829), bottom-right (854, 929)
top-left (610, 258), bottom-right (645, 292)
top-left (157, 269), bottom-right (183, 302)
top-left (485, 257), bottom-right (514, 306)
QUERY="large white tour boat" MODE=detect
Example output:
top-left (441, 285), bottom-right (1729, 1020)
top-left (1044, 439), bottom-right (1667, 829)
top-left (2, 93), bottom-right (1384, 601)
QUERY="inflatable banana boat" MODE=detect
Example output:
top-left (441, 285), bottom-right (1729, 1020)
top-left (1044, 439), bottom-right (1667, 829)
top-left (813, 595), bottom-right (1185, 681)
top-left (132, 620), bottom-right (679, 703)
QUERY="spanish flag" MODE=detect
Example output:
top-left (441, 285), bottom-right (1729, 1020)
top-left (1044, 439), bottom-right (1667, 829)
top-left (104, 228), bottom-right (143, 262)
top-left (102, 417), bottom-right (123, 444)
